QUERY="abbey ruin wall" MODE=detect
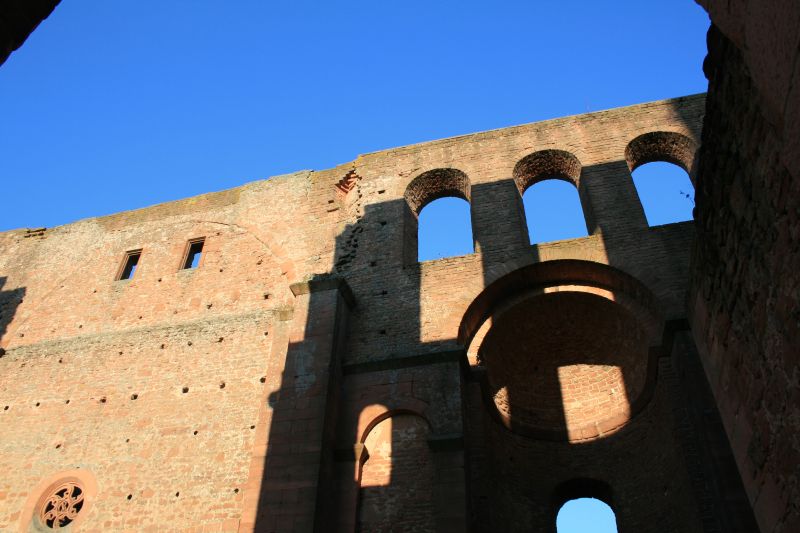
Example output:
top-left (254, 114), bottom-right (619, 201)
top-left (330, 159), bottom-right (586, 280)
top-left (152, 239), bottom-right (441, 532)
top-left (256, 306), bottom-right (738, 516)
top-left (0, 93), bottom-right (758, 532)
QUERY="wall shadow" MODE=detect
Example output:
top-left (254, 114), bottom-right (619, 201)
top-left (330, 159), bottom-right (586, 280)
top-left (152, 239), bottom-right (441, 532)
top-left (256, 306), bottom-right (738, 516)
top-left (250, 158), bottom-right (755, 532)
top-left (597, 111), bottom-right (759, 532)
top-left (464, 252), bottom-right (663, 531)
top-left (355, 412), bottom-right (436, 532)
top-left (327, 194), bottom-right (464, 532)
top-left (0, 276), bottom-right (26, 352)
top-left (251, 191), bottom-right (444, 532)
top-left (476, 290), bottom-right (642, 442)
top-left (462, 158), bottom-right (756, 530)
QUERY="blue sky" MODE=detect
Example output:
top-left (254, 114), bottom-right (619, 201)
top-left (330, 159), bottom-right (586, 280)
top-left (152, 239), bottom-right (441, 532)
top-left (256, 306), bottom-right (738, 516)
top-left (0, 3), bottom-right (709, 529)
top-left (0, 1), bottom-right (708, 235)
top-left (558, 498), bottom-right (618, 533)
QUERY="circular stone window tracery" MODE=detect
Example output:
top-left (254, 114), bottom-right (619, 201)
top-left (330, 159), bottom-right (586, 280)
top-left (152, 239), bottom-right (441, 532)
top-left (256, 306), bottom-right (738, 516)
top-left (20, 470), bottom-right (96, 533)
top-left (39, 482), bottom-right (84, 529)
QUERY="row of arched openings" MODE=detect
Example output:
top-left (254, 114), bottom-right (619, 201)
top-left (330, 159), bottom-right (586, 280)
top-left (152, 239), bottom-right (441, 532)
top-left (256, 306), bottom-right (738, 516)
top-left (408, 131), bottom-right (696, 262)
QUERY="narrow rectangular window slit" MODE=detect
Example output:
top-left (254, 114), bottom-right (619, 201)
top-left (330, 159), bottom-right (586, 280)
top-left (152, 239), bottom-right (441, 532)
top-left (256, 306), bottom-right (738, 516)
top-left (117, 250), bottom-right (142, 280)
top-left (182, 238), bottom-right (205, 269)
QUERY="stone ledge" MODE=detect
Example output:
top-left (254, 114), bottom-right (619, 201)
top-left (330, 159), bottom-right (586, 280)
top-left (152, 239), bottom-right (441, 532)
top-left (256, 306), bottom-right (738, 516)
top-left (290, 275), bottom-right (355, 308)
top-left (342, 347), bottom-right (466, 375)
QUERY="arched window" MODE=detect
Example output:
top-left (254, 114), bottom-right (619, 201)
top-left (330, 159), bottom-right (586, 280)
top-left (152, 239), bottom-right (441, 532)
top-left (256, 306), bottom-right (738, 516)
top-left (557, 498), bottom-right (618, 533)
top-left (404, 168), bottom-right (473, 263)
top-left (357, 414), bottom-right (435, 531)
top-left (625, 131), bottom-right (698, 227)
top-left (513, 150), bottom-right (588, 244)
top-left (418, 196), bottom-right (473, 261)
top-left (631, 161), bottom-right (694, 226)
top-left (522, 179), bottom-right (588, 244)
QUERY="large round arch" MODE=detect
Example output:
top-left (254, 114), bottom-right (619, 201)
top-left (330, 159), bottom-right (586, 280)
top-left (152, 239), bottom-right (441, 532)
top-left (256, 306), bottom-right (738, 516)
top-left (459, 259), bottom-right (664, 442)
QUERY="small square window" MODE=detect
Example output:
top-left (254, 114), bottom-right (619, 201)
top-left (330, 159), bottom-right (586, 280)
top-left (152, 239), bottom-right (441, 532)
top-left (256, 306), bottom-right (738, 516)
top-left (182, 238), bottom-right (205, 269)
top-left (117, 250), bottom-right (142, 280)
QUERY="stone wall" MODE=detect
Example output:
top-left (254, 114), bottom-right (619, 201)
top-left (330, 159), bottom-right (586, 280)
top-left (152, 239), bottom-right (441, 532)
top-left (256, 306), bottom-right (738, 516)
top-left (0, 93), bottom-right (758, 532)
top-left (689, 2), bottom-right (800, 531)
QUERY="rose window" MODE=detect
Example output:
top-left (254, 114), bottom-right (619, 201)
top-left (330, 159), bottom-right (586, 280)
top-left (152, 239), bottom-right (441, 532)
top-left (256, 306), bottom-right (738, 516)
top-left (39, 482), bottom-right (84, 529)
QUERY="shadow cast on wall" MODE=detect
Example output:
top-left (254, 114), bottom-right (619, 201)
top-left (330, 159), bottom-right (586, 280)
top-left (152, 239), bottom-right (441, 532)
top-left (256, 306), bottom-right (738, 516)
top-left (249, 144), bottom-right (757, 531)
top-left (0, 276), bottom-right (26, 353)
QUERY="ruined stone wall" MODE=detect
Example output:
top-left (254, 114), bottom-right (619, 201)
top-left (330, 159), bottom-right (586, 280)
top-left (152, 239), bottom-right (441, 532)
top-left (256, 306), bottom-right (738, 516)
top-left (320, 95), bottom-right (745, 533)
top-left (689, 2), bottom-right (800, 531)
top-left (0, 173), bottom-right (343, 532)
top-left (0, 94), bottom-right (754, 532)
top-left (338, 96), bottom-right (705, 366)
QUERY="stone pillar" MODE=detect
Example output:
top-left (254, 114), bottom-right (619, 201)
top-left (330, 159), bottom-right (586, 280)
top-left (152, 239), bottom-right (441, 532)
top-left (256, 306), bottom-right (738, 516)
top-left (580, 161), bottom-right (649, 236)
top-left (471, 180), bottom-right (530, 261)
top-left (331, 443), bottom-right (369, 533)
top-left (240, 276), bottom-right (353, 533)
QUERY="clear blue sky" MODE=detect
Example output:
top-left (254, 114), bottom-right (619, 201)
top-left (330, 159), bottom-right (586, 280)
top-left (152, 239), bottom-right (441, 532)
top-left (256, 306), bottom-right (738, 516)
top-left (0, 1), bottom-right (708, 234)
top-left (558, 498), bottom-right (619, 533)
top-left (0, 3), bottom-right (709, 529)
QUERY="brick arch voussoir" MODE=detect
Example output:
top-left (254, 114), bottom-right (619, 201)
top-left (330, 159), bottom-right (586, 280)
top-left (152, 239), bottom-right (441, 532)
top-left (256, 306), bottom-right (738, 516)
top-left (357, 400), bottom-right (433, 446)
top-left (404, 168), bottom-right (471, 215)
top-left (512, 149), bottom-right (583, 195)
top-left (624, 131), bottom-right (699, 179)
top-left (552, 477), bottom-right (615, 511)
top-left (458, 259), bottom-right (664, 350)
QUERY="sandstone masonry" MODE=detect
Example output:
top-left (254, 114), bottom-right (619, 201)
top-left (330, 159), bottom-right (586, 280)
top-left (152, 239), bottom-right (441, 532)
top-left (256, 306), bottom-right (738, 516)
top-left (0, 93), bottom-right (757, 533)
top-left (2, 3), bottom-right (799, 528)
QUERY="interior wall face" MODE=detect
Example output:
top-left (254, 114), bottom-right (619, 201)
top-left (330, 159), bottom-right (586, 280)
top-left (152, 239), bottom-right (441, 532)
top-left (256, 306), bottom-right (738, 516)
top-left (0, 93), bottom-right (758, 532)
top-left (479, 291), bottom-right (650, 438)
top-left (468, 290), bottom-right (702, 533)
top-left (470, 378), bottom-right (704, 533)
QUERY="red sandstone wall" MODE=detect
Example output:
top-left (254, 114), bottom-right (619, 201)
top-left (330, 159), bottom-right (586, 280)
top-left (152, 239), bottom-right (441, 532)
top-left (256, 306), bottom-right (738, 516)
top-left (468, 369), bottom-right (706, 532)
top-left (340, 96), bottom-right (704, 366)
top-left (0, 174), bottom-right (341, 531)
top-left (357, 415), bottom-right (435, 532)
top-left (0, 95), bottom-right (723, 532)
top-left (690, 2), bottom-right (800, 531)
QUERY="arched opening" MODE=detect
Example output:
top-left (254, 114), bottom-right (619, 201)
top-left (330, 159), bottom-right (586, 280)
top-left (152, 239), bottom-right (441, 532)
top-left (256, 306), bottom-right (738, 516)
top-left (631, 161), bottom-right (694, 226)
top-left (624, 131), bottom-right (698, 227)
top-left (357, 413), bottom-right (435, 531)
top-left (418, 196), bottom-right (473, 261)
top-left (556, 498), bottom-right (618, 533)
top-left (522, 179), bottom-right (588, 244)
top-left (404, 168), bottom-right (472, 263)
top-left (553, 478), bottom-right (617, 533)
top-left (513, 150), bottom-right (589, 244)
